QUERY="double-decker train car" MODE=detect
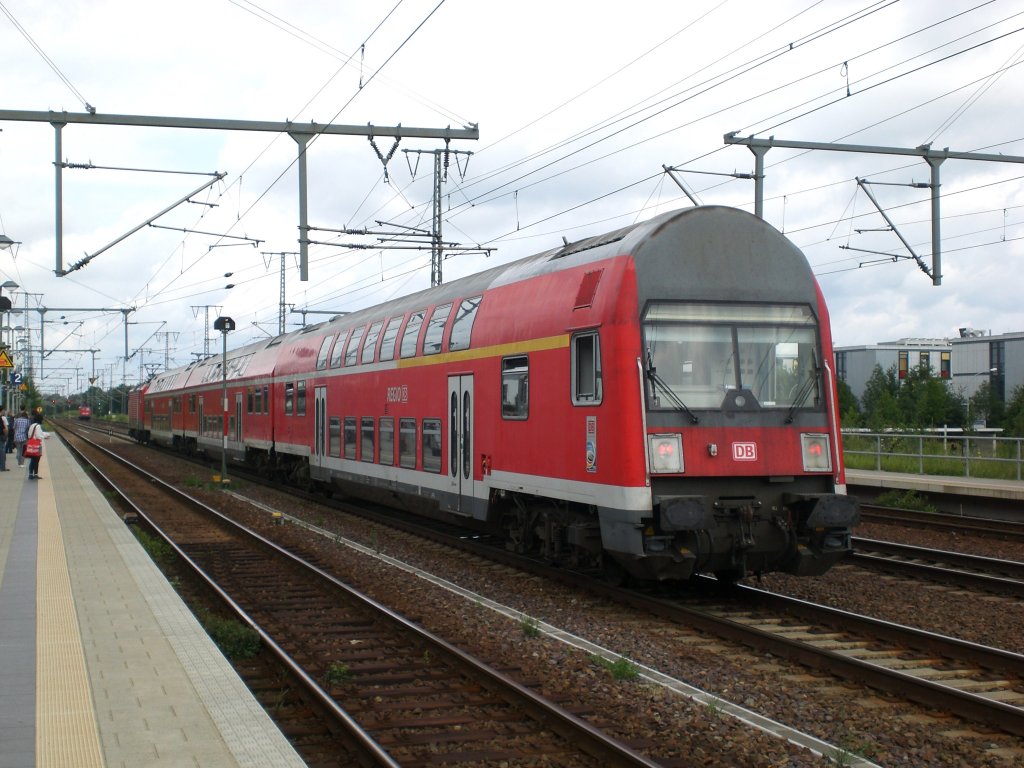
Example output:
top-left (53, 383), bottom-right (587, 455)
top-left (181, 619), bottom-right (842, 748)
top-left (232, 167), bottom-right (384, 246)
top-left (129, 206), bottom-right (858, 582)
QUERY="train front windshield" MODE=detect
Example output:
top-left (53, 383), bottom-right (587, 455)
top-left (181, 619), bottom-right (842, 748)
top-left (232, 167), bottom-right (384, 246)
top-left (643, 302), bottom-right (820, 410)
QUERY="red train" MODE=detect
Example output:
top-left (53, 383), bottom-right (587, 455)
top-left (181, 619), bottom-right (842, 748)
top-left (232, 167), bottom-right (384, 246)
top-left (78, 405), bottom-right (92, 420)
top-left (129, 206), bottom-right (858, 582)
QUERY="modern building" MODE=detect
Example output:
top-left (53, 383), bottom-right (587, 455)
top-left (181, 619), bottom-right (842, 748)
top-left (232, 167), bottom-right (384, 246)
top-left (834, 328), bottom-right (1024, 403)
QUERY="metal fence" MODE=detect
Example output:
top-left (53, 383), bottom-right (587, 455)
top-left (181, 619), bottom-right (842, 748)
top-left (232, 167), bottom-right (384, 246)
top-left (841, 431), bottom-right (1024, 481)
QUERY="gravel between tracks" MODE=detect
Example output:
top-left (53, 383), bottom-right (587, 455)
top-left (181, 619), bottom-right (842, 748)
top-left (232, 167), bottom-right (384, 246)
top-left (112, 446), bottom-right (1024, 767)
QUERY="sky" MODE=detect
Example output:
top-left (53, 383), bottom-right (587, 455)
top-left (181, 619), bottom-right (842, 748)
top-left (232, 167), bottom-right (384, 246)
top-left (2, 0), bottom-right (1024, 395)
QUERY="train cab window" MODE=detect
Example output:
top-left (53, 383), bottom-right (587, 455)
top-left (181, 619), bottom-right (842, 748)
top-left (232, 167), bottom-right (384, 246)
top-left (400, 311), bottom-right (425, 358)
top-left (422, 418), bottom-right (442, 473)
top-left (379, 417), bottom-right (395, 465)
top-left (399, 418), bottom-right (417, 468)
top-left (316, 334), bottom-right (335, 370)
top-left (423, 303), bottom-right (453, 355)
top-left (343, 417), bottom-right (357, 459)
top-left (345, 327), bottom-right (365, 366)
top-left (642, 303), bottom-right (819, 410)
top-left (296, 380), bottom-right (307, 416)
top-left (571, 331), bottom-right (603, 405)
top-left (360, 416), bottom-right (375, 462)
top-left (448, 296), bottom-right (482, 351)
top-left (284, 382), bottom-right (294, 415)
top-left (330, 330), bottom-right (349, 368)
top-left (362, 321), bottom-right (383, 364)
top-left (379, 316), bottom-right (403, 362)
top-left (329, 416), bottom-right (341, 457)
top-left (501, 355), bottom-right (529, 419)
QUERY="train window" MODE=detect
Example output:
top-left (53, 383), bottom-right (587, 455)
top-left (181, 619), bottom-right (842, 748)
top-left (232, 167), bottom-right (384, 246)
top-left (330, 330), bottom-right (349, 368)
top-left (316, 334), bottom-right (335, 370)
top-left (189, 394), bottom-right (196, 413)
top-left (254, 385), bottom-right (262, 415)
top-left (360, 416), bottom-right (375, 462)
top-left (296, 380), bottom-right (307, 416)
top-left (571, 331), bottom-right (603, 405)
top-left (263, 384), bottom-right (269, 414)
top-left (399, 418), bottom-right (417, 468)
top-left (423, 303), bottom-right (453, 355)
top-left (642, 303), bottom-right (819, 410)
top-left (379, 417), bottom-right (395, 465)
top-left (448, 296), bottom-right (482, 351)
top-left (501, 356), bottom-right (529, 419)
top-left (345, 326), bottom-right (365, 366)
top-left (362, 321), bottom-right (383, 364)
top-left (247, 388), bottom-right (254, 414)
top-left (400, 311), bottom-right (425, 358)
top-left (343, 417), bottom-right (357, 459)
top-left (284, 382), bottom-right (294, 415)
top-left (329, 416), bottom-right (341, 457)
top-left (422, 418), bottom-right (442, 473)
top-left (379, 316), bottom-right (403, 362)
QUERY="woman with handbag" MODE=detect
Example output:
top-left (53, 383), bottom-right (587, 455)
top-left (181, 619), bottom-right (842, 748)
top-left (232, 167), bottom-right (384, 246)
top-left (24, 413), bottom-right (48, 480)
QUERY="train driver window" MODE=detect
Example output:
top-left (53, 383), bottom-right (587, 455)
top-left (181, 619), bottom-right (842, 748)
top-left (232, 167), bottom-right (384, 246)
top-left (316, 334), bottom-right (335, 369)
top-left (400, 311), bottom-right (425, 358)
top-left (448, 296), bottom-right (482, 351)
top-left (570, 331), bottom-right (603, 405)
top-left (422, 418), bottom-right (442, 473)
top-left (501, 355), bottom-right (529, 419)
top-left (423, 303), bottom-right (453, 355)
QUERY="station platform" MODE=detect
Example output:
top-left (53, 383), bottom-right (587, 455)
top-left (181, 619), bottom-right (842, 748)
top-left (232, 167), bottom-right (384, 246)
top-left (846, 468), bottom-right (1024, 503)
top-left (0, 432), bottom-right (306, 767)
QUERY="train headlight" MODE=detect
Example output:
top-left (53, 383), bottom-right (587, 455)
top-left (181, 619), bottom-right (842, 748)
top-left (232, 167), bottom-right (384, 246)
top-left (649, 434), bottom-right (684, 473)
top-left (801, 433), bottom-right (832, 472)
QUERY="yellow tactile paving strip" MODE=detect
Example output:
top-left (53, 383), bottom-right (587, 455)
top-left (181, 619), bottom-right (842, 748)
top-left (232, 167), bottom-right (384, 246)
top-left (35, 453), bottom-right (106, 768)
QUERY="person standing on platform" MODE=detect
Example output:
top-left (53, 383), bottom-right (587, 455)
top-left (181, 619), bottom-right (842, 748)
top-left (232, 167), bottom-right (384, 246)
top-left (13, 409), bottom-right (29, 466)
top-left (25, 413), bottom-right (48, 480)
top-left (5, 410), bottom-right (14, 454)
top-left (0, 407), bottom-right (9, 471)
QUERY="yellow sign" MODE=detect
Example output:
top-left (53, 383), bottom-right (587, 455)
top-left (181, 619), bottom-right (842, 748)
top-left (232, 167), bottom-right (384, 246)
top-left (0, 351), bottom-right (12, 368)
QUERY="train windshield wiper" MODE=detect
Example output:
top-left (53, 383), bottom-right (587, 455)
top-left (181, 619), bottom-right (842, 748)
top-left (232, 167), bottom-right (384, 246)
top-left (784, 353), bottom-right (819, 424)
top-left (647, 369), bottom-right (699, 424)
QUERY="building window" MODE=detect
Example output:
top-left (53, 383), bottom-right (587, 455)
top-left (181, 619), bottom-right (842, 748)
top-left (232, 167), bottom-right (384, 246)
top-left (399, 418), bottom-right (417, 468)
top-left (941, 351), bottom-right (951, 379)
top-left (991, 341), bottom-right (1006, 401)
top-left (898, 350), bottom-right (909, 380)
top-left (284, 382), bottom-right (294, 415)
top-left (501, 355), bottom-right (529, 419)
top-left (571, 331), bottom-right (603, 404)
top-left (835, 351), bottom-right (847, 381)
top-left (919, 351), bottom-right (930, 371)
top-left (422, 418), bottom-right (442, 473)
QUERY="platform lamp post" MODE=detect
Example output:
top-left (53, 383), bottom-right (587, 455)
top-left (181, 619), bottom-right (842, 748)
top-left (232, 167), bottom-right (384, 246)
top-left (213, 316), bottom-right (235, 486)
top-left (0, 280), bottom-right (18, 416)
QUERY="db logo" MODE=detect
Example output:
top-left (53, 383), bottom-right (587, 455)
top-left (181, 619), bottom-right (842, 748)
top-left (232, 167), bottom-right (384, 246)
top-left (732, 442), bottom-right (757, 461)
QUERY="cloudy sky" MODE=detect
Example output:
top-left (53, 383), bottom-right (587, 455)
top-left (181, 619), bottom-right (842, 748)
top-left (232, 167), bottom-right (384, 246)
top-left (1, 0), bottom-right (1023, 393)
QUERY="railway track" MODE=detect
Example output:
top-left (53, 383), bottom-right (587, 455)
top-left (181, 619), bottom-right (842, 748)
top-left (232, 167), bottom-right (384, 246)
top-left (59, 424), bottom-right (659, 768)
top-left (860, 504), bottom-right (1024, 540)
top-left (851, 537), bottom-right (1024, 597)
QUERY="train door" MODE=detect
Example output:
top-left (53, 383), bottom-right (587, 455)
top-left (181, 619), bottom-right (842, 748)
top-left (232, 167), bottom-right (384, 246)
top-left (313, 386), bottom-right (327, 468)
top-left (198, 398), bottom-right (204, 438)
top-left (446, 375), bottom-right (475, 514)
top-left (234, 393), bottom-right (243, 442)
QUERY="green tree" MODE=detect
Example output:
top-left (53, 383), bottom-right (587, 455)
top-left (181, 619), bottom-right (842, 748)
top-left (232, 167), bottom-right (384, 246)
top-left (967, 380), bottom-right (1005, 429)
top-left (1002, 385), bottom-right (1024, 436)
top-left (836, 378), bottom-right (862, 427)
top-left (860, 365), bottom-right (901, 429)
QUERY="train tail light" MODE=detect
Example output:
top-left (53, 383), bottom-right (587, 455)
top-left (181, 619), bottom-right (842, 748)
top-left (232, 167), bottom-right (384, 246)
top-left (801, 433), bottom-right (832, 472)
top-left (648, 434), bottom-right (684, 474)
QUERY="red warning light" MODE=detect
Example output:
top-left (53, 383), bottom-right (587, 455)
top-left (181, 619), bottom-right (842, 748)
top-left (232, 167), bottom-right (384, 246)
top-left (658, 442), bottom-right (674, 457)
top-left (808, 443), bottom-right (822, 456)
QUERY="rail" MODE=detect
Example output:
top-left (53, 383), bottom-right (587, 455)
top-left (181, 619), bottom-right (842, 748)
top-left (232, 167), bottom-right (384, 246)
top-left (842, 430), bottom-right (1024, 481)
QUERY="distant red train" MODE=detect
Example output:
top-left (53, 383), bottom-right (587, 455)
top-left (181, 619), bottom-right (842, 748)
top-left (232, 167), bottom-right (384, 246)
top-left (78, 405), bottom-right (92, 420)
top-left (129, 206), bottom-right (859, 582)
